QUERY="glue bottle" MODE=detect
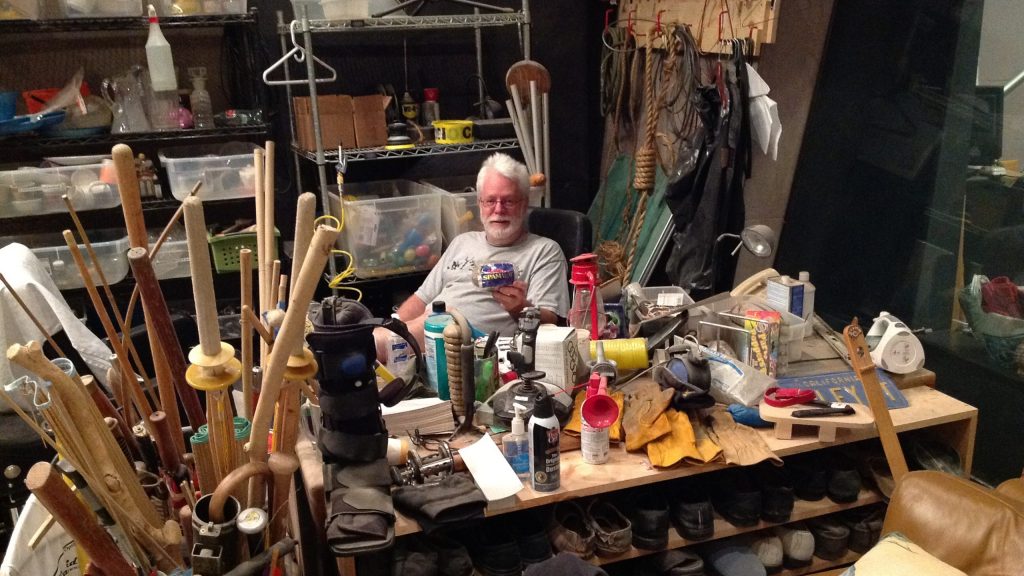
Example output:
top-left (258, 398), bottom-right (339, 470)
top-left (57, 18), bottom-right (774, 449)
top-left (423, 301), bottom-right (453, 399)
top-left (798, 271), bottom-right (816, 321)
top-left (502, 404), bottom-right (529, 478)
top-left (385, 313), bottom-right (415, 382)
top-left (528, 388), bottom-right (560, 492)
top-left (145, 5), bottom-right (177, 92)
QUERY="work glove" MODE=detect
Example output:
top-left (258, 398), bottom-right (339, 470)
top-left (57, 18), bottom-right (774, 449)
top-left (705, 405), bottom-right (782, 466)
top-left (621, 379), bottom-right (674, 452)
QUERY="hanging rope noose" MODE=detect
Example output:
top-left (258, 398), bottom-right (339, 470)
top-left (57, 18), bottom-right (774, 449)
top-left (622, 34), bottom-right (660, 284)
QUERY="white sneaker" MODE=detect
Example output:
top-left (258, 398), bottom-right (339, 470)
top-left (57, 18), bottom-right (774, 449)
top-left (774, 523), bottom-right (815, 568)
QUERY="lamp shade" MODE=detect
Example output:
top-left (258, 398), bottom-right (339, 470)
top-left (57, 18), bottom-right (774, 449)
top-left (740, 224), bottom-right (776, 258)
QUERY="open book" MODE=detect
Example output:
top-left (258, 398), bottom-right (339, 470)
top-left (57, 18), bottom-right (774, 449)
top-left (381, 397), bottom-right (455, 436)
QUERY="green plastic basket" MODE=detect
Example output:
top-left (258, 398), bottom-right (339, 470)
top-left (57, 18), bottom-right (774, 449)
top-left (208, 228), bottom-right (279, 273)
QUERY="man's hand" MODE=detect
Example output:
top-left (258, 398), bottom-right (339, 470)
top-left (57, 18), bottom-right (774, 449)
top-left (492, 280), bottom-right (529, 317)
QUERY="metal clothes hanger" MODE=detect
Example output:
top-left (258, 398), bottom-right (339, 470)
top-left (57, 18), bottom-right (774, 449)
top-left (262, 20), bottom-right (337, 86)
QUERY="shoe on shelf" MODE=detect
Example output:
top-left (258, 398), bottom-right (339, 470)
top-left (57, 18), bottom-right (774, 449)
top-left (586, 499), bottom-right (633, 556)
top-left (786, 453), bottom-right (828, 502)
top-left (751, 534), bottom-right (784, 574)
top-left (549, 501), bottom-right (597, 559)
top-left (754, 462), bottom-right (795, 524)
top-left (711, 468), bottom-right (762, 527)
top-left (861, 454), bottom-right (895, 500)
top-left (826, 452), bottom-right (863, 504)
top-left (461, 522), bottom-right (523, 576)
top-left (391, 536), bottom-right (440, 576)
top-left (839, 504), bottom-right (886, 553)
top-left (805, 515), bottom-right (851, 560)
top-left (669, 480), bottom-right (715, 541)
top-left (510, 511), bottom-right (554, 566)
top-left (906, 436), bottom-right (964, 476)
top-left (423, 532), bottom-right (475, 576)
top-left (646, 548), bottom-right (706, 575)
top-left (629, 489), bottom-right (671, 550)
top-left (705, 539), bottom-right (766, 576)
top-left (773, 523), bottom-right (815, 569)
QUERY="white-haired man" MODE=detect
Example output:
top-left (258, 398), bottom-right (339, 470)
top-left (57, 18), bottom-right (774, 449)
top-left (376, 153), bottom-right (570, 356)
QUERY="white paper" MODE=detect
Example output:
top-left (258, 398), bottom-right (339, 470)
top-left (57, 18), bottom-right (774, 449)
top-left (458, 433), bottom-right (524, 501)
top-left (745, 63), bottom-right (782, 161)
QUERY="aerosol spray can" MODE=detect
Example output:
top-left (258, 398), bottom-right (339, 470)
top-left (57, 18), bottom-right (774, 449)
top-left (528, 387), bottom-right (560, 492)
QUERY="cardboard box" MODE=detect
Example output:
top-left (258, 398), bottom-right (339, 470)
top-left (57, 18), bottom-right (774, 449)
top-left (352, 94), bottom-right (389, 148)
top-left (293, 95), bottom-right (356, 152)
top-left (533, 325), bottom-right (583, 394)
top-left (744, 310), bottom-right (781, 377)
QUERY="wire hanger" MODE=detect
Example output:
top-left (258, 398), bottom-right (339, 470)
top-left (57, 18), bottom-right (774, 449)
top-left (262, 20), bottom-right (337, 86)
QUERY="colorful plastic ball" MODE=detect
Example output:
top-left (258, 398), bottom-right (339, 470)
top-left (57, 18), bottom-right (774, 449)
top-left (415, 244), bottom-right (431, 258)
top-left (404, 248), bottom-right (417, 262)
top-left (426, 253), bottom-right (441, 268)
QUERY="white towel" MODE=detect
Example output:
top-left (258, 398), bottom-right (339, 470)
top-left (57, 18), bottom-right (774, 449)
top-left (0, 243), bottom-right (113, 414)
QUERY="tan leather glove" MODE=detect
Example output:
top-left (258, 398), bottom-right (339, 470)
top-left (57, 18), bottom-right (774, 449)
top-left (705, 405), bottom-right (782, 466)
top-left (622, 379), bottom-right (674, 452)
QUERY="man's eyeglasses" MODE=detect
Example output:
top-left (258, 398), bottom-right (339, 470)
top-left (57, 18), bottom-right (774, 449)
top-left (479, 198), bottom-right (522, 209)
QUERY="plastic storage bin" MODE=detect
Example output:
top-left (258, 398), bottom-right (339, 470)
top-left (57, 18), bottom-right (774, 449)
top-left (158, 142), bottom-right (261, 202)
top-left (62, 0), bottom-right (142, 17)
top-left (328, 180), bottom-right (443, 278)
top-left (1, 230), bottom-right (130, 290)
top-left (208, 228), bottom-right (278, 274)
top-left (321, 0), bottom-right (367, 20)
top-left (0, 162), bottom-right (120, 216)
top-left (419, 175), bottom-right (481, 247)
top-left (149, 226), bottom-right (191, 280)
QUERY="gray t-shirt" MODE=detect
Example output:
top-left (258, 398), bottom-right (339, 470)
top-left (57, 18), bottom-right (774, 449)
top-left (415, 231), bottom-right (570, 335)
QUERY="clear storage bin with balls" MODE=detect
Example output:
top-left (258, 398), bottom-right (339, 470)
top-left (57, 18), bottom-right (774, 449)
top-left (328, 180), bottom-right (443, 278)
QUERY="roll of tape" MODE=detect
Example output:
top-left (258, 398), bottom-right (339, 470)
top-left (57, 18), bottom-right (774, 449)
top-left (433, 120), bottom-right (474, 144)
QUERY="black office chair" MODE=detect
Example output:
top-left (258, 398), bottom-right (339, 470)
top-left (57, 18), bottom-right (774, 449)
top-left (527, 207), bottom-right (592, 260)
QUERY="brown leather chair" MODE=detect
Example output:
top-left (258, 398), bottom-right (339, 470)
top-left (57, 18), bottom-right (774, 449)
top-left (881, 470), bottom-right (1024, 575)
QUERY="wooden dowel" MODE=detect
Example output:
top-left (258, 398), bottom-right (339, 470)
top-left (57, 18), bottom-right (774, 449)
top-left (254, 149), bottom-right (269, 372)
top-left (150, 411), bottom-right (187, 481)
top-left (0, 273), bottom-right (65, 357)
top-left (83, 375), bottom-right (141, 461)
top-left (210, 462), bottom-right (272, 523)
top-left (267, 452), bottom-right (298, 542)
top-left (240, 249), bottom-right (254, 420)
top-left (510, 85), bottom-right (536, 173)
top-left (243, 306), bottom-right (274, 346)
top-left (26, 463), bottom-right (137, 576)
top-left (269, 259), bottom-right (282, 314)
top-left (291, 192), bottom-right (316, 298)
top-left (542, 91), bottom-right (551, 205)
top-left (63, 231), bottom-right (156, 419)
top-left (183, 197), bottom-right (222, 357)
top-left (127, 247), bottom-right (206, 431)
top-left (530, 80), bottom-right (542, 179)
top-left (263, 140), bottom-right (276, 315)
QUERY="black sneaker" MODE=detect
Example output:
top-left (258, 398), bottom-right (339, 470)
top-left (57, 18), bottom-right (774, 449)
top-left (839, 504), bottom-right (886, 553)
top-left (711, 468), bottom-right (762, 527)
top-left (463, 523), bottom-right (523, 576)
top-left (511, 511), bottom-right (555, 566)
top-left (629, 489), bottom-right (670, 550)
top-left (670, 480), bottom-right (715, 540)
top-left (755, 462), bottom-right (795, 523)
top-left (826, 453), bottom-right (862, 504)
top-left (805, 516), bottom-right (850, 560)
top-left (423, 532), bottom-right (474, 576)
top-left (787, 454), bottom-right (827, 501)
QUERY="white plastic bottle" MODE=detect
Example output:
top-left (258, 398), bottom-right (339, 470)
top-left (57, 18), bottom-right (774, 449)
top-left (146, 5), bottom-right (178, 92)
top-left (385, 314), bottom-right (415, 382)
top-left (190, 73), bottom-right (214, 129)
top-left (798, 271), bottom-right (816, 321)
top-left (502, 404), bottom-right (529, 478)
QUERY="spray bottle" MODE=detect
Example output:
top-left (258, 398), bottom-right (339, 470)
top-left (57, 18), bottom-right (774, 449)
top-left (502, 404), bottom-right (529, 478)
top-left (528, 385), bottom-right (560, 492)
top-left (145, 5), bottom-right (177, 93)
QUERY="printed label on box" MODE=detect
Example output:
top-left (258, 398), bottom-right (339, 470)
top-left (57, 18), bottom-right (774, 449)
top-left (352, 205), bottom-right (380, 246)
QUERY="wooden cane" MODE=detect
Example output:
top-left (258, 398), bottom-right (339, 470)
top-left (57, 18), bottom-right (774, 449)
top-left (291, 192), bottom-right (316, 298)
top-left (183, 197), bottom-right (242, 486)
top-left (530, 80), bottom-right (542, 183)
top-left (240, 249), bottom-right (254, 420)
top-left (267, 452), bottom-right (298, 542)
top-left (248, 226), bottom-right (338, 468)
top-left (83, 375), bottom-right (142, 462)
top-left (210, 462), bottom-right (272, 523)
top-left (127, 248), bottom-right (206, 432)
top-left (253, 149), bottom-right (269, 370)
top-left (150, 411), bottom-right (188, 482)
top-left (114, 144), bottom-right (202, 440)
top-left (263, 140), bottom-right (276, 315)
top-left (26, 463), bottom-right (137, 576)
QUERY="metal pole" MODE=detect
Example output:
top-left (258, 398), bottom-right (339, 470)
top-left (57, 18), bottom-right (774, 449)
top-left (299, 3), bottom-right (338, 281)
top-left (1004, 68), bottom-right (1024, 95)
top-left (277, 10), bottom-right (304, 197)
top-left (475, 8), bottom-right (486, 118)
top-left (521, 0), bottom-right (531, 60)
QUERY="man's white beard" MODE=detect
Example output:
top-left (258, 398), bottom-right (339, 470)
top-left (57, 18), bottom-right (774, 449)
top-left (484, 214), bottom-right (524, 244)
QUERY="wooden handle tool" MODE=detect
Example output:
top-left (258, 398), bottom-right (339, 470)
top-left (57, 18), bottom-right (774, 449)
top-left (26, 463), bottom-right (137, 576)
top-left (240, 248), bottom-right (255, 420)
top-left (291, 192), bottom-right (317, 298)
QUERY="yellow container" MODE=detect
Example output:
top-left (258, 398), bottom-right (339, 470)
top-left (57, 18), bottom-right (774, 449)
top-left (433, 120), bottom-right (474, 144)
top-left (590, 338), bottom-right (649, 370)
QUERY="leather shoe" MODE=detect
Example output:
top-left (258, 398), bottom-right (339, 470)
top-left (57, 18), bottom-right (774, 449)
top-left (422, 533), bottom-right (474, 576)
top-left (511, 511), bottom-right (554, 566)
top-left (711, 468), bottom-right (762, 527)
top-left (669, 480), bottom-right (714, 540)
top-left (462, 523), bottom-right (522, 576)
top-left (751, 534), bottom-right (783, 574)
top-left (549, 501), bottom-right (596, 559)
top-left (787, 453), bottom-right (827, 501)
top-left (840, 504), bottom-right (886, 553)
top-left (586, 499), bottom-right (632, 556)
top-left (647, 548), bottom-right (706, 575)
top-left (629, 489), bottom-right (670, 550)
top-left (827, 453), bottom-right (862, 503)
top-left (754, 462), bottom-right (794, 523)
top-left (773, 523), bottom-right (814, 569)
top-left (805, 516), bottom-right (850, 560)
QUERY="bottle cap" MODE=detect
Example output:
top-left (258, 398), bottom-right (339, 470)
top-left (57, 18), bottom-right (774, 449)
top-left (798, 271), bottom-right (810, 282)
top-left (532, 390), bottom-right (553, 419)
top-left (423, 87), bottom-right (439, 101)
top-left (432, 301), bottom-right (446, 313)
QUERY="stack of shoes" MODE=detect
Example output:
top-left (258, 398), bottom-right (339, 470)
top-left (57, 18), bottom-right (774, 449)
top-left (423, 533), bottom-right (475, 576)
top-left (390, 537), bottom-right (440, 576)
top-left (839, 504), bottom-right (886, 553)
top-left (311, 316), bottom-right (396, 556)
top-left (669, 479), bottom-right (715, 541)
top-left (773, 523), bottom-right (815, 569)
top-left (462, 522), bottom-right (523, 576)
top-left (512, 512), bottom-right (555, 567)
top-left (805, 515), bottom-right (851, 560)
top-left (549, 502), bottom-right (596, 559)
top-left (586, 499), bottom-right (633, 556)
top-left (711, 468), bottom-right (762, 527)
top-left (754, 463), bottom-right (794, 524)
top-left (750, 534), bottom-right (784, 574)
top-left (629, 489), bottom-right (670, 550)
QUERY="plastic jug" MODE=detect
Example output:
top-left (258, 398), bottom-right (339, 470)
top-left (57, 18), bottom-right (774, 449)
top-left (568, 253), bottom-right (606, 340)
top-left (423, 301), bottom-right (454, 399)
